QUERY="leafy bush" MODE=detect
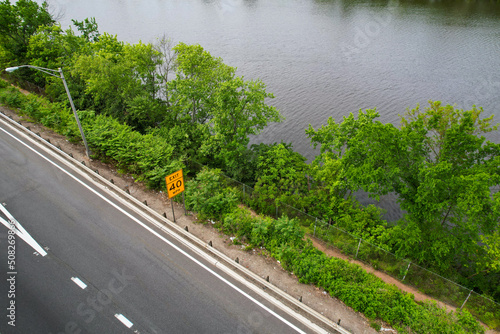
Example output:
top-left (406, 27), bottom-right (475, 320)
top-left (251, 143), bottom-right (309, 214)
top-left (82, 113), bottom-right (184, 189)
top-left (277, 243), bottom-right (484, 334)
top-left (185, 168), bottom-right (239, 221)
top-left (22, 95), bottom-right (81, 139)
top-left (336, 201), bottom-right (391, 247)
top-left (266, 215), bottom-right (305, 251)
top-left (222, 206), bottom-right (255, 242)
top-left (0, 87), bottom-right (82, 141)
top-left (0, 86), bottom-right (25, 108)
top-left (250, 214), bottom-right (275, 247)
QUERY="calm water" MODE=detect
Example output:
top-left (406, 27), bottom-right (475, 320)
top-left (41, 0), bottom-right (500, 219)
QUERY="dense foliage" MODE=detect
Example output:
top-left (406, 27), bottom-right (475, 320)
top-left (0, 0), bottom-right (54, 67)
top-left (1, 1), bottom-right (498, 330)
top-left (207, 201), bottom-right (484, 334)
top-left (1, 2), bottom-right (283, 182)
top-left (307, 105), bottom-right (500, 298)
top-left (184, 168), bottom-right (239, 221)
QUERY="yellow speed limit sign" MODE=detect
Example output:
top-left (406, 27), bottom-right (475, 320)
top-left (165, 169), bottom-right (185, 198)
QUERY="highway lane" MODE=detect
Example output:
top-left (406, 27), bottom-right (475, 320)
top-left (0, 118), bottom-right (321, 334)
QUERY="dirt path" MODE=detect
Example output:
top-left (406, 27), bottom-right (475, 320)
top-left (309, 237), bottom-right (500, 333)
top-left (309, 237), bottom-right (455, 310)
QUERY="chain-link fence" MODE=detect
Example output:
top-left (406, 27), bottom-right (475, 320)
top-left (191, 162), bottom-right (500, 330)
top-left (308, 216), bottom-right (500, 329)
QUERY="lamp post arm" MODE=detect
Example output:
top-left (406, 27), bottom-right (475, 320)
top-left (5, 64), bottom-right (91, 158)
top-left (8, 65), bottom-right (61, 78)
top-left (28, 65), bottom-right (60, 78)
top-left (58, 68), bottom-right (91, 158)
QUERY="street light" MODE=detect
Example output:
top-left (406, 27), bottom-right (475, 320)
top-left (5, 65), bottom-right (90, 158)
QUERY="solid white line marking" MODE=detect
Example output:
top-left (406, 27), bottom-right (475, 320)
top-left (0, 123), bottom-right (310, 333)
top-left (0, 209), bottom-right (47, 257)
top-left (71, 277), bottom-right (87, 289)
top-left (115, 314), bottom-right (133, 328)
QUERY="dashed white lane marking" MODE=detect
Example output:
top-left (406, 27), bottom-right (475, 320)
top-left (71, 277), bottom-right (87, 289)
top-left (115, 314), bottom-right (133, 328)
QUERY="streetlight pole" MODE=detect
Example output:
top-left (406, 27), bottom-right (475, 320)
top-left (5, 65), bottom-right (90, 158)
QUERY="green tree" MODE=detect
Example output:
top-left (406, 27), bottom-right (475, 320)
top-left (307, 101), bottom-right (500, 273)
top-left (168, 43), bottom-right (283, 178)
top-left (71, 17), bottom-right (100, 43)
top-left (306, 150), bottom-right (350, 220)
top-left (169, 42), bottom-right (233, 125)
top-left (153, 34), bottom-right (176, 107)
top-left (72, 34), bottom-right (164, 130)
top-left (302, 147), bottom-right (389, 245)
top-left (252, 143), bottom-right (308, 214)
top-left (0, 0), bottom-right (54, 67)
top-left (201, 76), bottom-right (283, 179)
top-left (26, 19), bottom-right (98, 90)
top-left (472, 192), bottom-right (500, 300)
top-left (479, 227), bottom-right (500, 274)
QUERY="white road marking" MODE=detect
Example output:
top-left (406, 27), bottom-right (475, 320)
top-left (0, 205), bottom-right (47, 257)
top-left (115, 314), bottom-right (134, 328)
top-left (0, 122), bottom-right (317, 333)
top-left (71, 277), bottom-right (87, 289)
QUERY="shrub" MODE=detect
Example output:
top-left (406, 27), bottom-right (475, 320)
top-left (267, 215), bottom-right (305, 251)
top-left (83, 114), bottom-right (183, 189)
top-left (185, 168), bottom-right (239, 221)
top-left (0, 86), bottom-right (25, 108)
top-left (251, 215), bottom-right (274, 247)
top-left (222, 206), bottom-right (255, 242)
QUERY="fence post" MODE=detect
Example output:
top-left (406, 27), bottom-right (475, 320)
top-left (402, 261), bottom-right (411, 281)
top-left (355, 238), bottom-right (362, 258)
top-left (460, 290), bottom-right (473, 310)
top-left (314, 218), bottom-right (317, 237)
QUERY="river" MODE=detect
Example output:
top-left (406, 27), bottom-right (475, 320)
top-left (38, 0), bottom-right (500, 219)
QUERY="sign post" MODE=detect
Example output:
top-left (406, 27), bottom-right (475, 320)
top-left (165, 169), bottom-right (185, 223)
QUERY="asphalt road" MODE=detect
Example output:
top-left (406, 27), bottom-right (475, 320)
top-left (0, 118), bottom-right (319, 334)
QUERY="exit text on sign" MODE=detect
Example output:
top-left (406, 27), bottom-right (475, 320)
top-left (165, 169), bottom-right (184, 198)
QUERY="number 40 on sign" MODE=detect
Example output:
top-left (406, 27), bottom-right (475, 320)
top-left (165, 169), bottom-right (185, 198)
